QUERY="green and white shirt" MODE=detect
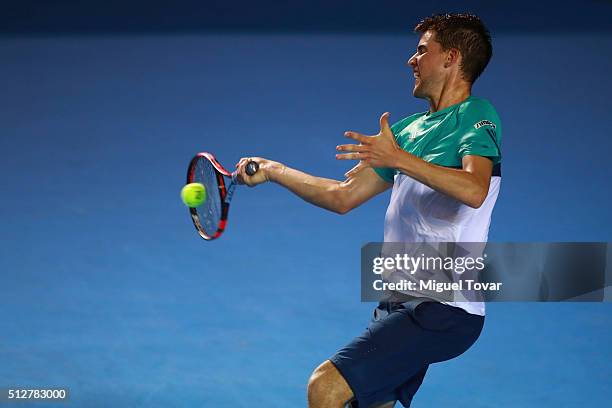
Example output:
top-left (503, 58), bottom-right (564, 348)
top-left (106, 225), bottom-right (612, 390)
top-left (374, 96), bottom-right (502, 315)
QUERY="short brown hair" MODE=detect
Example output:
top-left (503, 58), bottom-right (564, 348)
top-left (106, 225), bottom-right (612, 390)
top-left (415, 13), bottom-right (492, 83)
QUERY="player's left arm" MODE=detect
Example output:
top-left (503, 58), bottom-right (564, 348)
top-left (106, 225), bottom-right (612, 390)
top-left (393, 153), bottom-right (493, 209)
top-left (337, 112), bottom-right (493, 209)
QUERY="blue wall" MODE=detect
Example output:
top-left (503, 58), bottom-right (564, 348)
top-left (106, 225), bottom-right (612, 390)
top-left (1, 11), bottom-right (611, 408)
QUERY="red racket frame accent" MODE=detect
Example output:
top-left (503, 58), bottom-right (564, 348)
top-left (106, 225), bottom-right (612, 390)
top-left (186, 152), bottom-right (234, 240)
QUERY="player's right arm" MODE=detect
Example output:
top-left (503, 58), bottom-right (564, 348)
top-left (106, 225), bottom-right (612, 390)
top-left (236, 158), bottom-right (391, 214)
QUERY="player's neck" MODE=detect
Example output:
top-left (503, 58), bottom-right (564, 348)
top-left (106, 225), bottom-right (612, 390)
top-left (427, 82), bottom-right (471, 113)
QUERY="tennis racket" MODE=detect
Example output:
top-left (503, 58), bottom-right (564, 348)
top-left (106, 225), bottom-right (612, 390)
top-left (186, 152), bottom-right (258, 240)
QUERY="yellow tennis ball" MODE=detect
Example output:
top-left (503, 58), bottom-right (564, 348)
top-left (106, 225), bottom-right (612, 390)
top-left (181, 183), bottom-right (207, 208)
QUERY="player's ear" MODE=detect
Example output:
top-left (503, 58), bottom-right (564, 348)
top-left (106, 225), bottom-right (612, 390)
top-left (445, 48), bottom-right (460, 68)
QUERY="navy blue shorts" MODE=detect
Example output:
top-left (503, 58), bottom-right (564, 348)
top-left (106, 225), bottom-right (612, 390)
top-left (329, 300), bottom-right (484, 408)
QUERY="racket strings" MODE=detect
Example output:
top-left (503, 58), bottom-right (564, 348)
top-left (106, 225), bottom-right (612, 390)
top-left (194, 158), bottom-right (223, 237)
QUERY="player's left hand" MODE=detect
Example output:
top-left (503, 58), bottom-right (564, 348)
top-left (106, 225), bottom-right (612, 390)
top-left (336, 112), bottom-right (402, 178)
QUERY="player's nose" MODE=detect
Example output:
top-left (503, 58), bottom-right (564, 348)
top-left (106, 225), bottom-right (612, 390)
top-left (407, 54), bottom-right (417, 68)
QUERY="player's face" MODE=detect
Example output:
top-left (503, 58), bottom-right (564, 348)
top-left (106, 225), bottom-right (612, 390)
top-left (407, 31), bottom-right (448, 99)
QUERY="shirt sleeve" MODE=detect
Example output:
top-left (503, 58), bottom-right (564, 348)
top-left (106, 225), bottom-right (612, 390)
top-left (457, 100), bottom-right (502, 165)
top-left (373, 164), bottom-right (396, 183)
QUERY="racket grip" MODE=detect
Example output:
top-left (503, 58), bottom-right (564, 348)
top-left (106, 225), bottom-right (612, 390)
top-left (245, 161), bottom-right (259, 176)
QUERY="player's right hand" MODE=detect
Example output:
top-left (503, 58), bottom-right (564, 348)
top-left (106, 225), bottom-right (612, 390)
top-left (235, 157), bottom-right (278, 187)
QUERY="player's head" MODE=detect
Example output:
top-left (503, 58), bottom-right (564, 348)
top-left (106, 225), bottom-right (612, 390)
top-left (408, 13), bottom-right (492, 99)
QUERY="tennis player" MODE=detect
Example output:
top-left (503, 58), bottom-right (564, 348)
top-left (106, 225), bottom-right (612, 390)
top-left (237, 13), bottom-right (501, 408)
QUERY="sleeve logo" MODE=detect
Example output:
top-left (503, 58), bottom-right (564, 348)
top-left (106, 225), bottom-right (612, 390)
top-left (474, 120), bottom-right (496, 130)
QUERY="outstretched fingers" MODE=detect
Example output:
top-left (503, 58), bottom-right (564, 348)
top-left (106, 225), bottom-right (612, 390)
top-left (344, 161), bottom-right (368, 178)
top-left (344, 131), bottom-right (370, 143)
top-left (336, 143), bottom-right (369, 152)
top-left (336, 152), bottom-right (369, 161)
top-left (379, 112), bottom-right (391, 132)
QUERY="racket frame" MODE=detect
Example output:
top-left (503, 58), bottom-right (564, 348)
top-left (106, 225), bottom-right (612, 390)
top-left (186, 152), bottom-right (236, 241)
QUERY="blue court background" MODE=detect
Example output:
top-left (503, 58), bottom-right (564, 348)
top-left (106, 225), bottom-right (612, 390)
top-left (1, 2), bottom-right (612, 407)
